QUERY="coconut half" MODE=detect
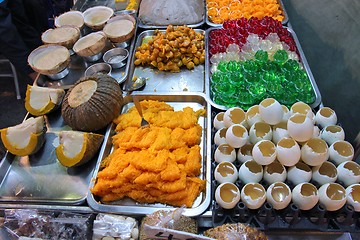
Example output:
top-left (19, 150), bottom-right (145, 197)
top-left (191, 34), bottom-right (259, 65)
top-left (73, 32), bottom-right (107, 57)
top-left (103, 14), bottom-right (136, 43)
top-left (83, 6), bottom-right (114, 30)
top-left (25, 85), bottom-right (65, 116)
top-left (28, 45), bottom-right (70, 75)
top-left (55, 131), bottom-right (104, 167)
top-left (55, 11), bottom-right (84, 29)
top-left (41, 26), bottom-right (80, 49)
top-left (0, 116), bottom-right (47, 156)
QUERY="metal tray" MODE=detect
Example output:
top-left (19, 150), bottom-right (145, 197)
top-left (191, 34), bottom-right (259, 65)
top-left (124, 29), bottom-right (206, 93)
top-left (87, 92), bottom-right (212, 217)
top-left (137, 0), bottom-right (206, 29)
top-left (204, 26), bottom-right (322, 110)
top-left (35, 26), bottom-right (137, 90)
top-left (0, 111), bottom-right (102, 205)
top-left (205, 0), bottom-right (289, 27)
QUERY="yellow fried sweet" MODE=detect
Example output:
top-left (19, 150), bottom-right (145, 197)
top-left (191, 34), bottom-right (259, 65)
top-left (91, 100), bottom-right (206, 207)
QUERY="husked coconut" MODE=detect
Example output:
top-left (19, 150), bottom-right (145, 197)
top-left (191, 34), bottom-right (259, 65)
top-left (73, 32), bottom-right (107, 57)
top-left (28, 45), bottom-right (70, 75)
top-left (103, 15), bottom-right (135, 43)
top-left (41, 26), bottom-right (80, 49)
top-left (83, 6), bottom-right (114, 30)
top-left (61, 74), bottom-right (123, 131)
top-left (55, 11), bottom-right (84, 29)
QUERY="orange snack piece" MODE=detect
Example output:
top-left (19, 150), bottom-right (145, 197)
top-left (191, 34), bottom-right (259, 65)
top-left (91, 100), bottom-right (206, 207)
top-left (206, 0), bottom-right (285, 24)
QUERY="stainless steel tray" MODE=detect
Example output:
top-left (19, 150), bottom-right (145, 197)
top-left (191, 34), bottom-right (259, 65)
top-left (137, 0), bottom-right (206, 29)
top-left (35, 27), bottom-right (137, 90)
top-left (124, 30), bottom-right (206, 93)
top-left (0, 111), bottom-right (101, 205)
top-left (87, 92), bottom-right (212, 217)
top-left (204, 26), bottom-right (322, 110)
top-left (205, 0), bottom-right (289, 27)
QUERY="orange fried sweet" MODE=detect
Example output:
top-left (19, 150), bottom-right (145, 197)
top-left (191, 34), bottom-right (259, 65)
top-left (207, 0), bottom-right (285, 24)
top-left (133, 25), bottom-right (205, 72)
top-left (91, 100), bottom-right (206, 207)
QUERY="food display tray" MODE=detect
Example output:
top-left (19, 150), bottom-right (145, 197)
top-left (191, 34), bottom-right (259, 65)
top-left (124, 30), bottom-right (206, 93)
top-left (205, 0), bottom-right (289, 27)
top-left (0, 111), bottom-right (101, 205)
top-left (87, 92), bottom-right (212, 217)
top-left (137, 0), bottom-right (206, 29)
top-left (208, 106), bottom-right (360, 233)
top-left (204, 26), bottom-right (322, 110)
top-left (35, 26), bottom-right (137, 90)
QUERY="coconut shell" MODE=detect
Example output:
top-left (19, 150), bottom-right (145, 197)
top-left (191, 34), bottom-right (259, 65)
top-left (0, 116), bottom-right (47, 156)
top-left (73, 32), bottom-right (107, 57)
top-left (56, 131), bottom-right (104, 167)
top-left (41, 26), bottom-right (80, 49)
top-left (25, 85), bottom-right (65, 116)
top-left (61, 74), bottom-right (123, 132)
top-left (103, 14), bottom-right (136, 43)
top-left (54, 10), bottom-right (84, 29)
top-left (28, 45), bottom-right (70, 75)
top-left (83, 6), bottom-right (114, 30)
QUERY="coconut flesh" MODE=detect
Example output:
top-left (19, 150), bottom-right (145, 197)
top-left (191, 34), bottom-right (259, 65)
top-left (31, 47), bottom-right (69, 71)
top-left (73, 33), bottom-right (104, 53)
top-left (29, 86), bottom-right (64, 110)
top-left (59, 131), bottom-right (84, 159)
top-left (42, 27), bottom-right (79, 44)
top-left (104, 19), bottom-right (134, 38)
top-left (84, 8), bottom-right (113, 26)
top-left (56, 11), bottom-right (84, 28)
top-left (5, 117), bottom-right (44, 148)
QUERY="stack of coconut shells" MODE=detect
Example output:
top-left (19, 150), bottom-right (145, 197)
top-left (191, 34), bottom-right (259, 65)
top-left (28, 6), bottom-right (136, 80)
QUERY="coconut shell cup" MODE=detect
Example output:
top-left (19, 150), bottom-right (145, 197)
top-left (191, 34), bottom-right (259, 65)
top-left (73, 31), bottom-right (107, 57)
top-left (83, 6), bottom-right (114, 30)
top-left (28, 44), bottom-right (71, 75)
top-left (103, 14), bottom-right (136, 43)
top-left (54, 10), bottom-right (85, 29)
top-left (41, 26), bottom-right (81, 49)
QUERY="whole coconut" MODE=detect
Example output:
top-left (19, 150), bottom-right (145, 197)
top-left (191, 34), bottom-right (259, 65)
top-left (62, 74), bottom-right (122, 131)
